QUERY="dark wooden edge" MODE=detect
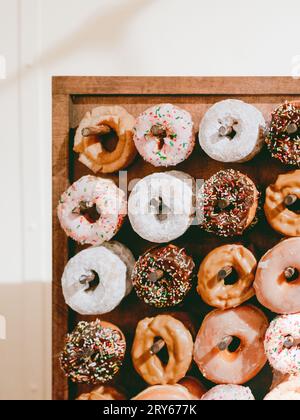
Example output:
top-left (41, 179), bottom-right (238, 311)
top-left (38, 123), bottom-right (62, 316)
top-left (52, 92), bottom-right (71, 400)
top-left (52, 75), bottom-right (300, 400)
top-left (53, 76), bottom-right (300, 96)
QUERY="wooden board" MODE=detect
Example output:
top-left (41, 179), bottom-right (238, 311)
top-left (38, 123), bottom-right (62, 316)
top-left (53, 77), bottom-right (300, 401)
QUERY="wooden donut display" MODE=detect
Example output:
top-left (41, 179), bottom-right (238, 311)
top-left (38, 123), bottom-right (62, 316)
top-left (53, 77), bottom-right (300, 401)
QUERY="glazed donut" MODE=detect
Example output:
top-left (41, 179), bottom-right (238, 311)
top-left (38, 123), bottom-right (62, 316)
top-left (266, 101), bottom-right (300, 166)
top-left (60, 320), bottom-right (126, 384)
top-left (132, 244), bottom-right (195, 308)
top-left (128, 171), bottom-right (195, 243)
top-left (201, 385), bottom-right (255, 400)
top-left (193, 305), bottom-right (268, 384)
top-left (57, 175), bottom-right (126, 245)
top-left (254, 238), bottom-right (300, 314)
top-left (197, 244), bottom-right (256, 309)
top-left (264, 314), bottom-right (300, 376)
top-left (77, 386), bottom-right (126, 400)
top-left (62, 242), bottom-right (135, 315)
top-left (134, 103), bottom-right (194, 167)
top-left (264, 170), bottom-right (300, 237)
top-left (197, 169), bottom-right (259, 237)
top-left (132, 385), bottom-right (193, 400)
top-left (74, 105), bottom-right (137, 173)
top-left (179, 376), bottom-right (206, 399)
top-left (264, 376), bottom-right (300, 400)
top-left (199, 99), bottom-right (266, 163)
top-left (131, 314), bottom-right (193, 385)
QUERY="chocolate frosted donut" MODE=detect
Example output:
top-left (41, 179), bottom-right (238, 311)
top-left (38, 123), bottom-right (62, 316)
top-left (60, 320), bottom-right (126, 384)
top-left (132, 244), bottom-right (195, 308)
top-left (266, 101), bottom-right (300, 166)
top-left (197, 169), bottom-right (259, 237)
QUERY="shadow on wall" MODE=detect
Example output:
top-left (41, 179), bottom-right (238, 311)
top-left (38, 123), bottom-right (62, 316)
top-left (1, 0), bottom-right (155, 92)
top-left (0, 282), bottom-right (51, 400)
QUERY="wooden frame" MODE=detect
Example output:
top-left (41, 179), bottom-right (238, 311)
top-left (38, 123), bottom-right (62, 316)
top-left (53, 76), bottom-right (300, 400)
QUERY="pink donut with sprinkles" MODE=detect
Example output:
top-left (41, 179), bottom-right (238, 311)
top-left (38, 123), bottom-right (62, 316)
top-left (57, 175), bottom-right (127, 245)
top-left (134, 103), bottom-right (195, 167)
top-left (265, 314), bottom-right (300, 375)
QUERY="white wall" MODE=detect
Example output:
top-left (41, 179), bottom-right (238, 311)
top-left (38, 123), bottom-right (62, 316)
top-left (0, 0), bottom-right (300, 400)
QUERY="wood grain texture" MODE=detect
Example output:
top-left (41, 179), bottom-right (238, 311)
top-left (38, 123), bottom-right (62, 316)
top-left (53, 77), bottom-right (300, 401)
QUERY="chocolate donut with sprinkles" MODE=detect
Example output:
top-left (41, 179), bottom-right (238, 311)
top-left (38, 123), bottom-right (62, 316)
top-left (132, 244), bottom-right (195, 308)
top-left (266, 101), bottom-right (300, 166)
top-left (60, 320), bottom-right (126, 384)
top-left (197, 169), bottom-right (259, 237)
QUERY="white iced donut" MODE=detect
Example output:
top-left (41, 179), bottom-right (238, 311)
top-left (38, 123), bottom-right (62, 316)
top-left (128, 171), bottom-right (195, 243)
top-left (264, 314), bottom-right (300, 376)
top-left (201, 385), bottom-right (255, 400)
top-left (134, 103), bottom-right (194, 167)
top-left (57, 175), bottom-right (127, 245)
top-left (62, 244), bottom-right (134, 315)
top-left (199, 99), bottom-right (266, 163)
top-left (264, 376), bottom-right (300, 400)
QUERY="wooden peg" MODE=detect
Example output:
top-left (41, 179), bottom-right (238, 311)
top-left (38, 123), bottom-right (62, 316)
top-left (284, 194), bottom-right (298, 207)
top-left (150, 339), bottom-right (166, 355)
top-left (218, 336), bottom-right (233, 351)
top-left (218, 266), bottom-right (233, 281)
top-left (82, 124), bottom-right (111, 137)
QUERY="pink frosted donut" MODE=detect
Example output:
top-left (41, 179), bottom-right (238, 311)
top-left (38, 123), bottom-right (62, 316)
top-left (265, 314), bottom-right (300, 376)
top-left (264, 376), bottom-right (300, 400)
top-left (134, 103), bottom-right (194, 167)
top-left (201, 385), bottom-right (255, 400)
top-left (254, 238), bottom-right (300, 314)
top-left (57, 175), bottom-right (127, 245)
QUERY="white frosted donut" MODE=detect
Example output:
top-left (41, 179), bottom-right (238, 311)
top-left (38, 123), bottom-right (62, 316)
top-left (101, 241), bottom-right (135, 296)
top-left (201, 385), bottom-right (255, 400)
top-left (62, 245), bottom-right (130, 315)
top-left (199, 99), bottom-right (266, 163)
top-left (264, 375), bottom-right (300, 400)
top-left (134, 103), bottom-right (194, 167)
top-left (57, 175), bottom-right (127, 245)
top-left (265, 314), bottom-right (300, 375)
top-left (128, 171), bottom-right (195, 243)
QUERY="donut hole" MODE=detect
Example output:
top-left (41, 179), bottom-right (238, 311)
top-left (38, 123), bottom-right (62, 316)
top-left (218, 119), bottom-right (238, 140)
top-left (82, 270), bottom-right (100, 293)
top-left (214, 200), bottom-right (235, 214)
top-left (93, 128), bottom-right (119, 153)
top-left (222, 268), bottom-right (239, 286)
top-left (286, 199), bottom-right (300, 215)
top-left (150, 197), bottom-right (169, 222)
top-left (284, 267), bottom-right (299, 283)
top-left (227, 336), bottom-right (241, 353)
top-left (153, 337), bottom-right (169, 365)
top-left (79, 202), bottom-right (101, 223)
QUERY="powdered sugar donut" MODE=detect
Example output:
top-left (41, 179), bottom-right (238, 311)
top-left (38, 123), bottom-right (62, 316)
top-left (62, 245), bottom-right (131, 315)
top-left (265, 314), bottom-right (300, 376)
top-left (134, 104), bottom-right (194, 167)
top-left (199, 99), bottom-right (266, 163)
top-left (201, 385), bottom-right (255, 401)
top-left (57, 175), bottom-right (126, 245)
top-left (128, 171), bottom-right (195, 243)
top-left (264, 376), bottom-right (300, 400)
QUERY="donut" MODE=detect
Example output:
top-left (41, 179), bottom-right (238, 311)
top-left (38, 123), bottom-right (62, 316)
top-left (193, 305), bottom-right (268, 384)
top-left (57, 175), bottom-right (126, 245)
top-left (264, 314), bottom-right (300, 376)
top-left (131, 314), bottom-right (193, 385)
top-left (62, 242), bottom-right (135, 315)
top-left (201, 385), bottom-right (255, 400)
top-left (128, 171), bottom-right (195, 243)
top-left (132, 244), bottom-right (195, 308)
top-left (266, 101), bottom-right (300, 166)
top-left (254, 238), bottom-right (300, 314)
top-left (197, 244), bottom-right (256, 309)
top-left (73, 105), bottom-right (137, 173)
top-left (132, 385), bottom-right (193, 400)
top-left (264, 376), bottom-right (300, 400)
top-left (77, 386), bottom-right (126, 400)
top-left (199, 99), bottom-right (266, 163)
top-left (197, 169), bottom-right (259, 237)
top-left (134, 103), bottom-right (194, 167)
top-left (178, 376), bottom-right (206, 399)
top-left (264, 170), bottom-right (300, 237)
top-left (60, 320), bottom-right (126, 384)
